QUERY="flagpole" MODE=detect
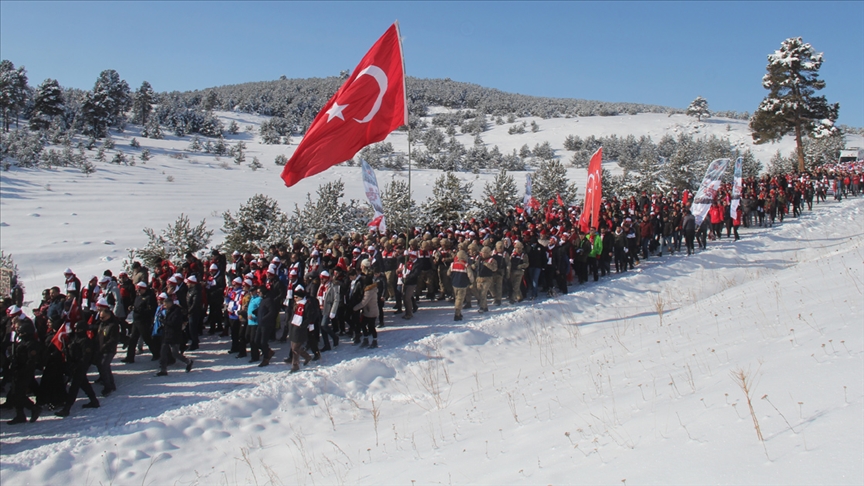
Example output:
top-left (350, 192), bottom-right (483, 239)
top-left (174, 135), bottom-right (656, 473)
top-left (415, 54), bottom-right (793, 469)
top-left (394, 20), bottom-right (412, 219)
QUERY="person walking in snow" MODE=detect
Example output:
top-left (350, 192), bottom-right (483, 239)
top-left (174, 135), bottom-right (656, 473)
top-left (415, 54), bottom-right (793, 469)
top-left (55, 319), bottom-right (100, 418)
top-left (5, 308), bottom-right (42, 424)
top-left (122, 281), bottom-right (159, 363)
top-left (155, 293), bottom-right (194, 376)
top-left (317, 270), bottom-right (340, 351)
top-left (682, 209), bottom-right (697, 255)
top-left (448, 250), bottom-right (475, 321)
top-left (285, 285), bottom-right (318, 372)
top-left (94, 297), bottom-right (121, 396)
top-left (352, 262), bottom-right (380, 348)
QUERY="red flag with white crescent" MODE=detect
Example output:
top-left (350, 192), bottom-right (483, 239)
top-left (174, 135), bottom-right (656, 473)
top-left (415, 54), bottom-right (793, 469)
top-left (51, 322), bottom-right (71, 353)
top-left (280, 23), bottom-right (408, 187)
top-left (580, 148), bottom-right (603, 233)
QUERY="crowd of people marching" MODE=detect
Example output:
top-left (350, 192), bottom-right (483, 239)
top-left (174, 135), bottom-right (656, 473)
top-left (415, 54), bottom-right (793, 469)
top-left (1, 163), bottom-right (861, 424)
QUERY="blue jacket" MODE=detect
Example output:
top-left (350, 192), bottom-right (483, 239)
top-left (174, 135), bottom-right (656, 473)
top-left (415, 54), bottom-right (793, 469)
top-left (247, 296), bottom-right (262, 326)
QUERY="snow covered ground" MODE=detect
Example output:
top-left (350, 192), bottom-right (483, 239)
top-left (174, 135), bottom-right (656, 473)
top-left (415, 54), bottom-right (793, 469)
top-left (1, 112), bottom-right (863, 485)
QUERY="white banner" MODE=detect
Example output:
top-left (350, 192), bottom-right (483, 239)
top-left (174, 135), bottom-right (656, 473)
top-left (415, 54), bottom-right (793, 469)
top-left (731, 157), bottom-right (743, 216)
top-left (692, 158), bottom-right (730, 226)
top-left (360, 159), bottom-right (386, 233)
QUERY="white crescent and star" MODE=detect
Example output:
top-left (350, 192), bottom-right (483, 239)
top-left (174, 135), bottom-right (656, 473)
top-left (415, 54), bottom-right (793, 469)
top-left (325, 65), bottom-right (388, 124)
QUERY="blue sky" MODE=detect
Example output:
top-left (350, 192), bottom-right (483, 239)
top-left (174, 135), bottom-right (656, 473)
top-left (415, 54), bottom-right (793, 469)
top-left (2, 1), bottom-right (862, 126)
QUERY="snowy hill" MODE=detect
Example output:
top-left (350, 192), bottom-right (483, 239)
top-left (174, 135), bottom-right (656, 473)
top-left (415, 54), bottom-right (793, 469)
top-left (1, 177), bottom-right (862, 485)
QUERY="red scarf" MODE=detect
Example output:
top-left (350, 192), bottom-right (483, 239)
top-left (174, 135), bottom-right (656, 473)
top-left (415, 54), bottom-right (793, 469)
top-left (292, 298), bottom-right (306, 326)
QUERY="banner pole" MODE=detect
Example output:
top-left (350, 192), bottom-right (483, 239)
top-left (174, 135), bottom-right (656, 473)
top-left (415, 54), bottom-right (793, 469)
top-left (394, 20), bottom-right (411, 222)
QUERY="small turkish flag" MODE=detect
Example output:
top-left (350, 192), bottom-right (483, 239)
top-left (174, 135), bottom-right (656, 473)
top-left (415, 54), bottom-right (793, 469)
top-left (281, 23), bottom-right (408, 187)
top-left (489, 195), bottom-right (497, 205)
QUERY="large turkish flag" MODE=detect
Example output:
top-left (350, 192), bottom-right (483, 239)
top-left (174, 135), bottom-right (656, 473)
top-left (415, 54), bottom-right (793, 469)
top-left (281, 23), bottom-right (408, 187)
top-left (579, 148), bottom-right (602, 233)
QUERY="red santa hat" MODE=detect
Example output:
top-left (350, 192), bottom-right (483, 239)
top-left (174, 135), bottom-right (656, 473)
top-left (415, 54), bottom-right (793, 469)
top-left (186, 275), bottom-right (197, 283)
top-left (6, 305), bottom-right (22, 317)
top-left (136, 281), bottom-right (148, 289)
top-left (96, 297), bottom-right (111, 309)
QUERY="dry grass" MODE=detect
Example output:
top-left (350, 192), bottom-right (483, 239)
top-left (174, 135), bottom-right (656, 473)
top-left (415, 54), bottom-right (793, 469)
top-left (731, 367), bottom-right (768, 459)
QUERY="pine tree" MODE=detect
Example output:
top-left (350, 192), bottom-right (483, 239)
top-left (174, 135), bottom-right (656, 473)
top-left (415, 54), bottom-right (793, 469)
top-left (83, 70), bottom-right (131, 137)
top-left (222, 194), bottom-right (292, 253)
top-left (381, 179), bottom-right (417, 234)
top-left (228, 120), bottom-right (240, 135)
top-left (0, 60), bottom-right (29, 132)
top-left (143, 117), bottom-right (162, 139)
top-left (533, 141), bottom-right (555, 161)
top-left (686, 96), bottom-right (710, 121)
top-left (801, 129), bottom-right (845, 171)
top-left (767, 150), bottom-right (794, 176)
top-left (662, 133), bottom-right (701, 190)
top-left (738, 150), bottom-right (763, 179)
top-left (290, 179), bottom-right (371, 241)
top-left (132, 81), bottom-right (154, 125)
top-left (136, 214), bottom-right (213, 267)
top-left (29, 78), bottom-right (64, 131)
top-left (274, 154), bottom-right (288, 166)
top-left (188, 135), bottom-right (202, 151)
top-left (563, 135), bottom-right (582, 151)
top-left (249, 156), bottom-right (262, 171)
top-left (422, 171), bottom-right (473, 223)
top-left (750, 37), bottom-right (840, 172)
top-left (477, 169), bottom-right (520, 219)
top-left (531, 159), bottom-right (577, 205)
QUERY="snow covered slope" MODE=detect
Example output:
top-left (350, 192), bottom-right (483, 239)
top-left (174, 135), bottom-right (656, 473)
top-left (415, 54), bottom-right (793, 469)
top-left (1, 172), bottom-right (862, 484)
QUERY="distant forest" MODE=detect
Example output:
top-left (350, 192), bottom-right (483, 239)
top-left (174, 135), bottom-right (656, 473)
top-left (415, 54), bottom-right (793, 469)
top-left (170, 75), bottom-right (688, 133)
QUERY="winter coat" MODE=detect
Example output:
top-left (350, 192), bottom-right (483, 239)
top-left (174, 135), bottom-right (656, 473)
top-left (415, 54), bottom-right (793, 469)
top-left (131, 267), bottom-right (149, 286)
top-left (102, 281), bottom-right (126, 319)
top-left (161, 305), bottom-right (186, 345)
top-left (247, 295), bottom-right (262, 326)
top-left (588, 235), bottom-right (603, 258)
top-left (289, 297), bottom-right (321, 344)
top-left (682, 214), bottom-right (697, 235)
top-left (320, 282), bottom-right (341, 323)
top-left (353, 282), bottom-right (380, 319)
top-left (132, 290), bottom-right (157, 326)
top-left (186, 282), bottom-right (203, 317)
top-left (97, 313), bottom-right (122, 355)
top-left (448, 260), bottom-right (474, 288)
top-left (527, 242), bottom-right (546, 269)
top-left (709, 205), bottom-right (723, 224)
top-left (551, 244), bottom-right (571, 274)
top-left (257, 294), bottom-right (279, 329)
top-left (65, 331), bottom-right (96, 374)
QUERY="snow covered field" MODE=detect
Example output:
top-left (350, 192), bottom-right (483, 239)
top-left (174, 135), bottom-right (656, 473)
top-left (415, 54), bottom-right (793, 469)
top-left (1, 112), bottom-right (863, 485)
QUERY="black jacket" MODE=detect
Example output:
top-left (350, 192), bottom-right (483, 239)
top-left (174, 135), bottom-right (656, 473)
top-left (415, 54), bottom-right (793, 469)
top-left (162, 305), bottom-right (187, 345)
top-left (132, 290), bottom-right (157, 326)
